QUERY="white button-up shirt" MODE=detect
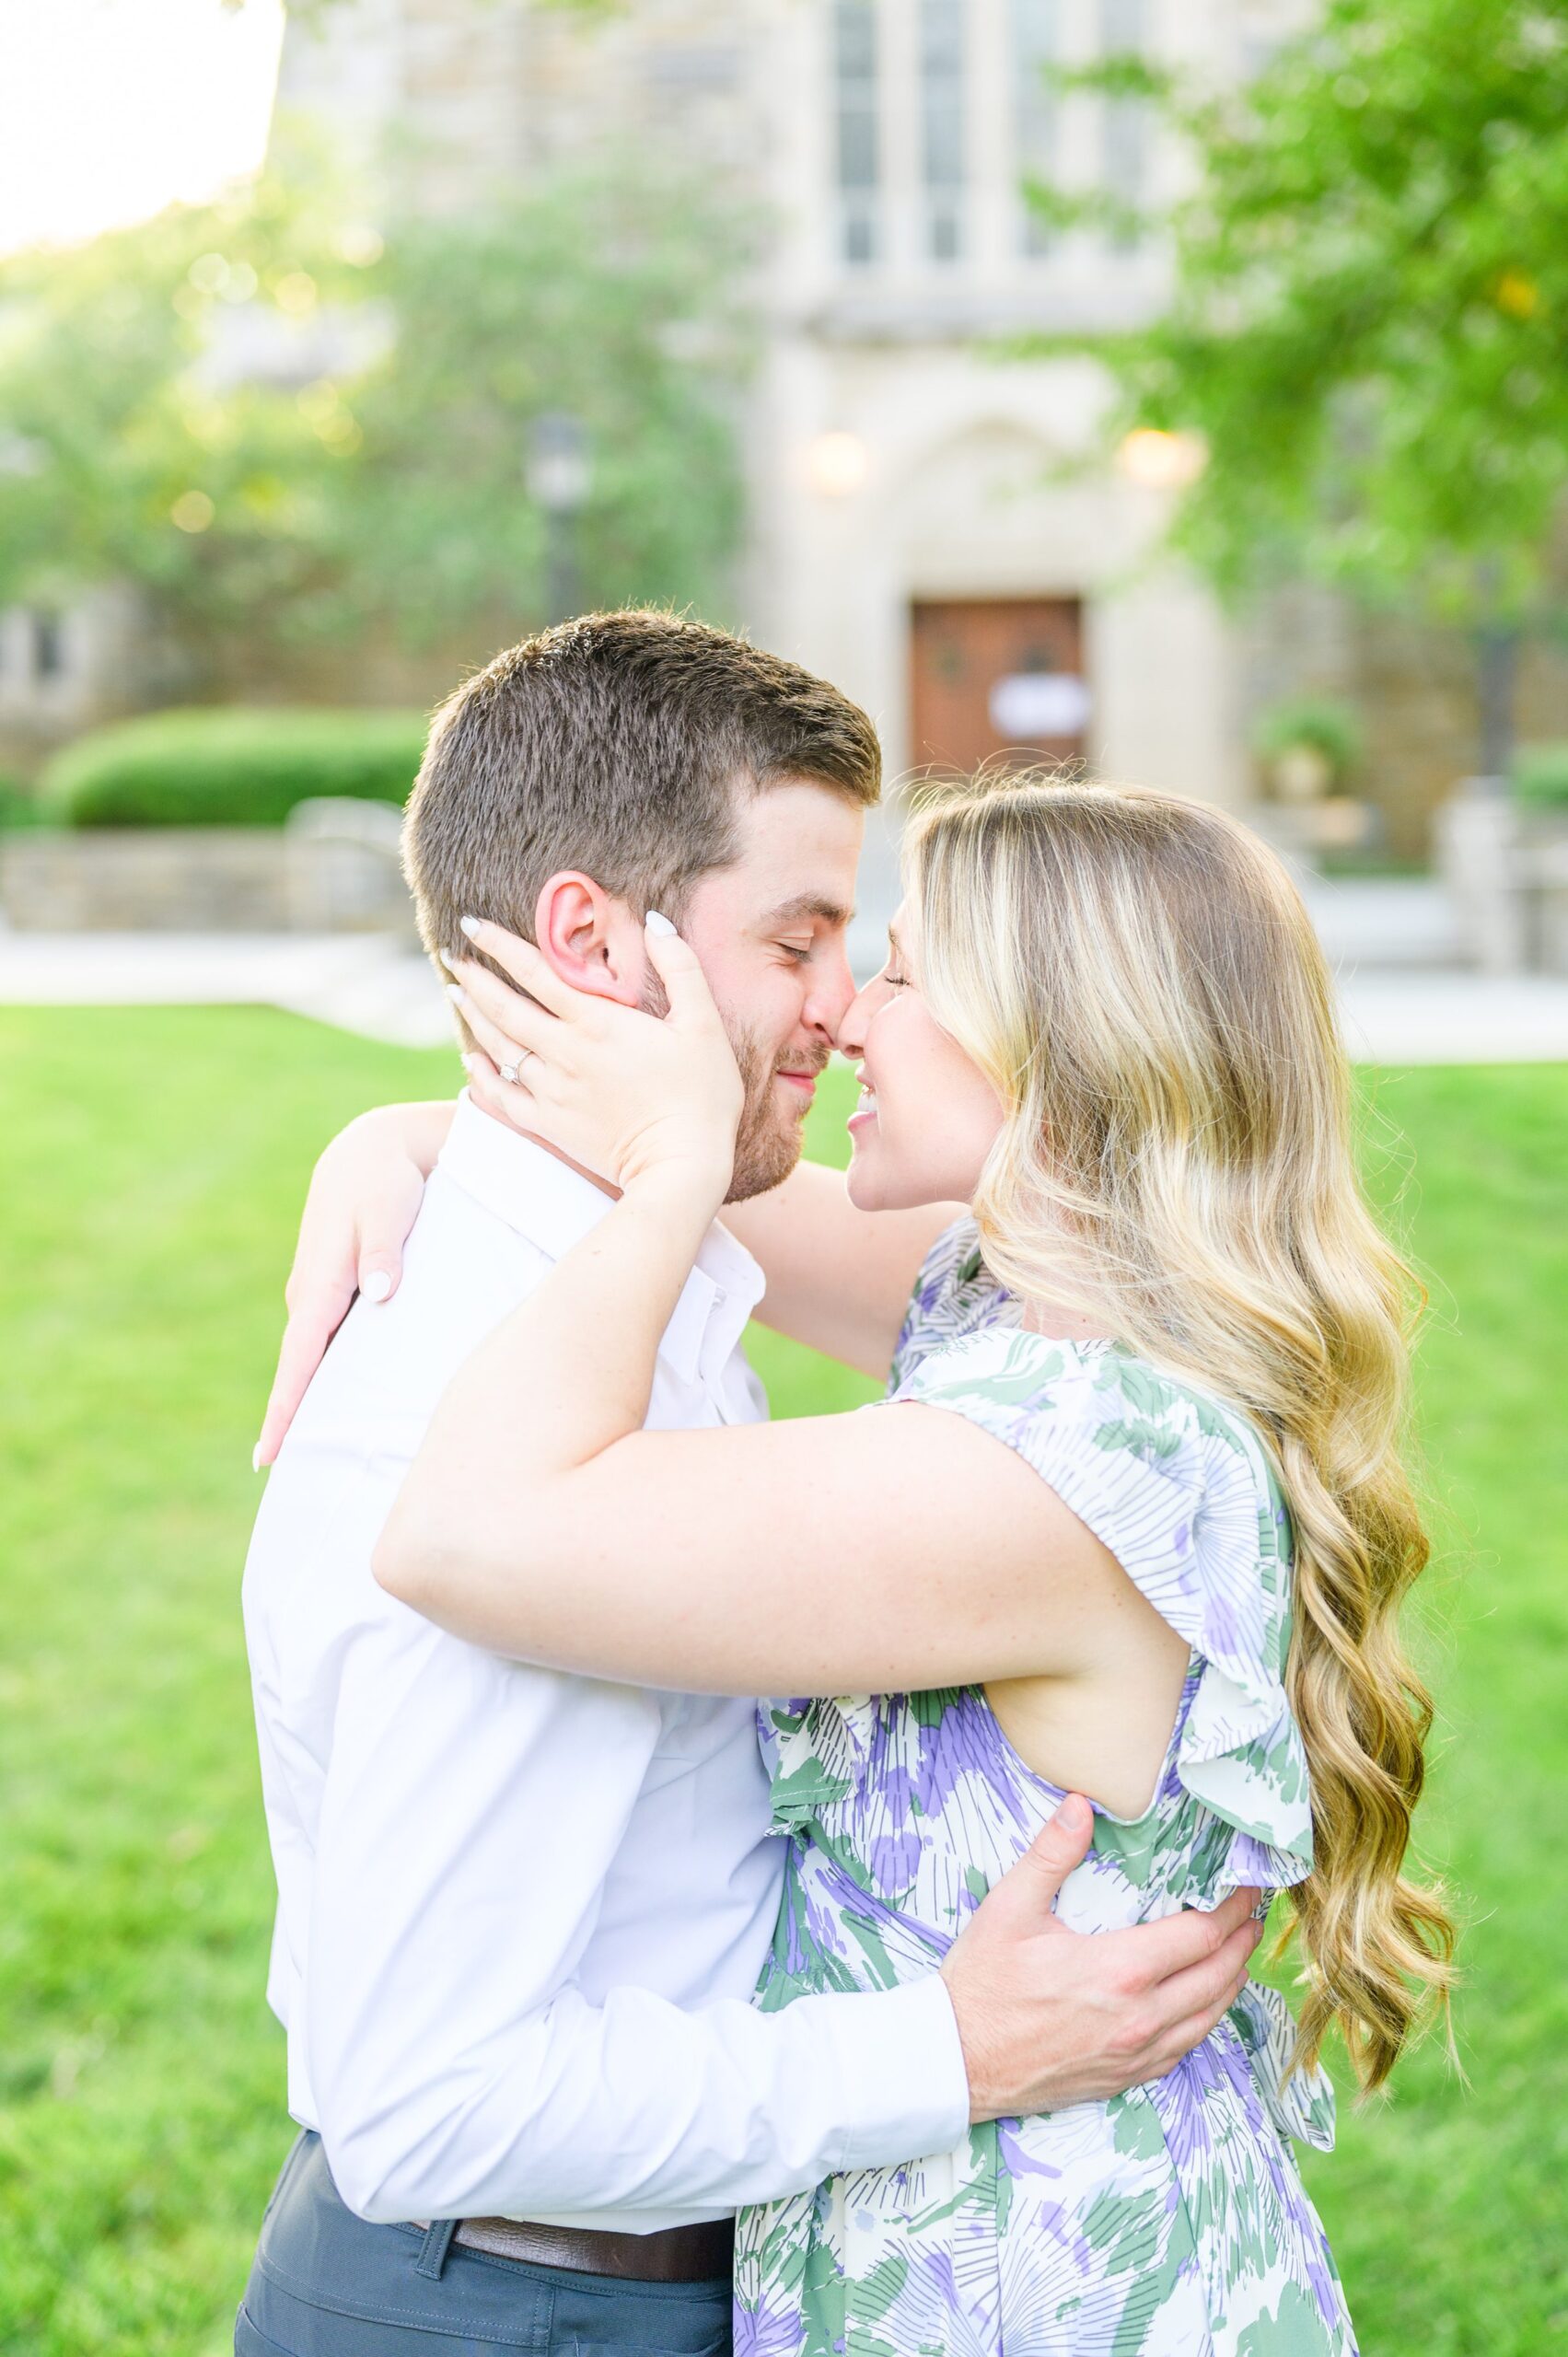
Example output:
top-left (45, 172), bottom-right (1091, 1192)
top-left (243, 1095), bottom-right (968, 2234)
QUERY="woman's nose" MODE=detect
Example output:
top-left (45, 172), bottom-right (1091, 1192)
top-left (834, 976), bottom-right (883, 1059)
top-left (805, 944), bottom-right (860, 1043)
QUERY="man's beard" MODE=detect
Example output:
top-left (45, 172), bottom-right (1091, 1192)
top-left (640, 967), bottom-right (823, 1206)
top-left (726, 1033), bottom-right (826, 1203)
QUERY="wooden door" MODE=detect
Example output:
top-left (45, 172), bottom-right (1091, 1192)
top-left (910, 598), bottom-right (1087, 777)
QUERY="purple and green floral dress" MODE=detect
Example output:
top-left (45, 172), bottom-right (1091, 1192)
top-left (734, 1218), bottom-right (1354, 2357)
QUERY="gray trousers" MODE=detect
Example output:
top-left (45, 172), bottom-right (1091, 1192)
top-left (236, 2133), bottom-right (733, 2357)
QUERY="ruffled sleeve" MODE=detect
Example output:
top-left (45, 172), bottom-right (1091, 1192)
top-left (888, 1325), bottom-right (1316, 1893)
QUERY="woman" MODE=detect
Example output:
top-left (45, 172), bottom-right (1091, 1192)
top-left (264, 778), bottom-right (1451, 2355)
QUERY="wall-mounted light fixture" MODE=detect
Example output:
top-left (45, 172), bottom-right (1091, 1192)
top-left (805, 429), bottom-right (871, 498)
top-left (1116, 428), bottom-right (1206, 490)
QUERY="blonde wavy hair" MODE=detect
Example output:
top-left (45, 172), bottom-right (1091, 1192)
top-left (905, 772), bottom-right (1454, 2092)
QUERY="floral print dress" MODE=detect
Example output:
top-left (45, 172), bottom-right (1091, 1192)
top-left (734, 1219), bottom-right (1354, 2357)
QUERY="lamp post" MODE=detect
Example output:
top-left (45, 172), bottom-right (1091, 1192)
top-left (526, 411), bottom-right (592, 623)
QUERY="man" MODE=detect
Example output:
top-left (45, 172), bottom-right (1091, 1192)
top-left (238, 612), bottom-right (1260, 2357)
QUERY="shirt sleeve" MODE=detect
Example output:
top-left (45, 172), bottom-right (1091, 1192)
top-left (298, 1460), bottom-right (970, 2226)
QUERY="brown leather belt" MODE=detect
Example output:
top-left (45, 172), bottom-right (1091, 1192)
top-left (449, 2212), bottom-right (734, 2282)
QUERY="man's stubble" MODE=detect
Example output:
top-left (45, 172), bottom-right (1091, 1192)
top-left (726, 1032), bottom-right (825, 1204)
top-left (640, 966), bottom-right (822, 1206)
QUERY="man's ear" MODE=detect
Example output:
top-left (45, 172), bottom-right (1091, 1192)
top-left (533, 872), bottom-right (645, 1006)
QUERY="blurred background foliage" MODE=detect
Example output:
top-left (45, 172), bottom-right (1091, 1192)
top-left (0, 133), bottom-right (752, 690)
top-left (1033, 0), bottom-right (1568, 771)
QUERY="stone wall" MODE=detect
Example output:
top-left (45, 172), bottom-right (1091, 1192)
top-left (0, 829), bottom-right (416, 935)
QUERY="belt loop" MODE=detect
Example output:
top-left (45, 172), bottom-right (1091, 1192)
top-left (414, 2217), bottom-right (459, 2280)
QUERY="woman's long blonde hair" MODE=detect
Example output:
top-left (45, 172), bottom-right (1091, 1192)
top-left (906, 773), bottom-right (1454, 2091)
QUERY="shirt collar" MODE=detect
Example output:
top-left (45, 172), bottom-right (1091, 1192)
top-left (437, 1092), bottom-right (765, 1388)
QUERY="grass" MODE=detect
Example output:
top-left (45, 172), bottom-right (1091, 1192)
top-left (0, 1007), bottom-right (1563, 2356)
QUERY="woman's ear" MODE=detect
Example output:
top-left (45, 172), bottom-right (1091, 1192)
top-left (533, 872), bottom-right (646, 1005)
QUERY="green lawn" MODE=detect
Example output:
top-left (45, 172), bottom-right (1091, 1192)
top-left (0, 1008), bottom-right (1563, 2356)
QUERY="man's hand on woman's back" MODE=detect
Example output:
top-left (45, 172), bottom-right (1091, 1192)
top-left (941, 1794), bottom-right (1264, 2119)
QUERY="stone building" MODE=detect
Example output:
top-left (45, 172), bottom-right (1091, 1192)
top-left (11, 0), bottom-right (1565, 859)
top-left (273, 0), bottom-right (1257, 879)
top-left (274, 0), bottom-right (1568, 862)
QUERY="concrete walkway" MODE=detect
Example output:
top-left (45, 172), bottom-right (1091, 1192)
top-left (4, 900), bottom-right (1568, 1063)
top-left (1297, 876), bottom-right (1463, 970)
top-left (0, 931), bottom-right (453, 1050)
top-left (1335, 970), bottom-right (1568, 1064)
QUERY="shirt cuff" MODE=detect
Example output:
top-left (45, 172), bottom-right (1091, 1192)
top-left (828, 1971), bottom-right (971, 2173)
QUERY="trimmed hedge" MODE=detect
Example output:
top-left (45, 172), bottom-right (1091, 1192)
top-left (41, 708), bottom-right (431, 829)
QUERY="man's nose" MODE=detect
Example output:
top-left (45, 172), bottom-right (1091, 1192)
top-left (804, 943), bottom-right (859, 1043)
top-left (832, 970), bottom-right (880, 1061)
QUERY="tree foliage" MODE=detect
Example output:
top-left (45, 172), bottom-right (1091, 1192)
top-left (332, 171), bottom-right (751, 647)
top-left (0, 152), bottom-right (361, 665)
top-left (0, 137), bottom-right (751, 680)
top-left (1034, 0), bottom-right (1568, 643)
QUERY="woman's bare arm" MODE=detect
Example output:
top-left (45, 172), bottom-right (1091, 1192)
top-left (376, 919), bottom-right (1167, 1700)
top-left (253, 1098), bottom-right (456, 1465)
top-left (378, 1376), bottom-right (1148, 1700)
top-left (375, 923), bottom-right (1189, 1810)
top-left (373, 1145), bottom-right (1186, 1807)
top-left (717, 1159), bottom-right (958, 1376)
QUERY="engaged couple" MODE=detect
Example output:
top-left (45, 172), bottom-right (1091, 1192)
top-left (236, 610), bottom-right (1448, 2356)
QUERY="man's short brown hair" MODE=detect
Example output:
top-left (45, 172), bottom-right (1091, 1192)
top-left (403, 610), bottom-right (881, 967)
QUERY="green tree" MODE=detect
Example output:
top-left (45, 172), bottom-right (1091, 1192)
top-left (315, 168), bottom-right (751, 647)
top-left (0, 152), bottom-right (363, 678)
top-left (1034, 0), bottom-right (1568, 773)
top-left (0, 141), bottom-right (750, 686)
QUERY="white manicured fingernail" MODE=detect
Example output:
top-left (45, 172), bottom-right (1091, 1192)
top-left (446, 983), bottom-right (466, 1007)
top-left (438, 946), bottom-right (459, 970)
top-left (362, 1270), bottom-right (392, 1304)
top-left (645, 911), bottom-right (677, 937)
top-left (251, 1445), bottom-right (264, 1472)
top-left (459, 915), bottom-right (482, 938)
